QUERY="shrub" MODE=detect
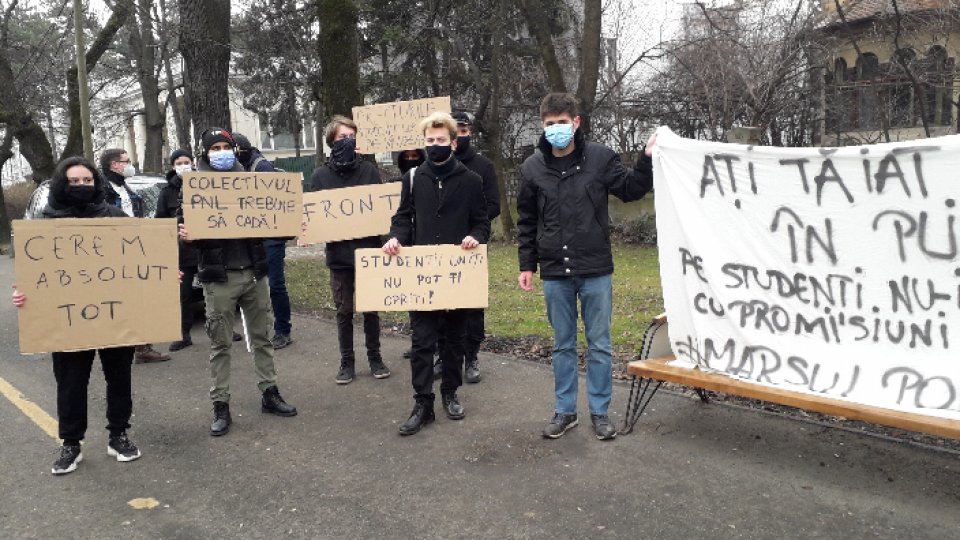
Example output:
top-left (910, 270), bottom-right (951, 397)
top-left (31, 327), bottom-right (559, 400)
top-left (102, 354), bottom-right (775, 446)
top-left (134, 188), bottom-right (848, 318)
top-left (611, 212), bottom-right (657, 245)
top-left (3, 181), bottom-right (38, 221)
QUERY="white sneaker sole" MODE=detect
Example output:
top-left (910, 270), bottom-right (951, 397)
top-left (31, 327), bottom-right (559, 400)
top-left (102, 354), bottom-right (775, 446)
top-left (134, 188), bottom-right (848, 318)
top-left (52, 452), bottom-right (82, 475)
top-left (107, 445), bottom-right (142, 462)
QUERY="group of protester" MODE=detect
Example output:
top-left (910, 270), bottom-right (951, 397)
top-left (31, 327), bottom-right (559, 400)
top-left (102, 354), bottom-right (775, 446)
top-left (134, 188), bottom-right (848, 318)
top-left (11, 91), bottom-right (655, 476)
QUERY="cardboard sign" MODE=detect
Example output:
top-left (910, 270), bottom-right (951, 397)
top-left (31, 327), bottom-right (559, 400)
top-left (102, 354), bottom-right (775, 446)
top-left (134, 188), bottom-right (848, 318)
top-left (181, 171), bottom-right (303, 239)
top-left (354, 244), bottom-right (488, 312)
top-left (13, 218), bottom-right (181, 354)
top-left (654, 127), bottom-right (960, 421)
top-left (353, 96), bottom-right (452, 154)
top-left (301, 183), bottom-right (402, 244)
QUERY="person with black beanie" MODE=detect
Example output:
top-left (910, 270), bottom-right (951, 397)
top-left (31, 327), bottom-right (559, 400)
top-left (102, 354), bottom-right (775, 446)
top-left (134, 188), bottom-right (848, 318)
top-left (156, 149), bottom-right (199, 351)
top-left (11, 157), bottom-right (142, 475)
top-left (179, 127), bottom-right (298, 437)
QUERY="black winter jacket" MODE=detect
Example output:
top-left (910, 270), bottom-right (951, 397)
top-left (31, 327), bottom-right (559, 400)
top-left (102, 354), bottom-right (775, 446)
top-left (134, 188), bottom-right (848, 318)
top-left (155, 169), bottom-right (199, 268)
top-left (192, 159), bottom-right (269, 282)
top-left (310, 160), bottom-right (385, 270)
top-left (516, 130), bottom-right (652, 278)
top-left (455, 144), bottom-right (501, 221)
top-left (389, 157), bottom-right (490, 247)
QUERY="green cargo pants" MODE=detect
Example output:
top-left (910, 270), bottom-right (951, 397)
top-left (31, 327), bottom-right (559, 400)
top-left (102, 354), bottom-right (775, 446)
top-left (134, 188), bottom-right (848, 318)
top-left (204, 269), bottom-right (277, 403)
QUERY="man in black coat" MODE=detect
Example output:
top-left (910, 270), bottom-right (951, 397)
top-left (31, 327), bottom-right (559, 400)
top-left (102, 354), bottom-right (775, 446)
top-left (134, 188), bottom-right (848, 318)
top-left (310, 115), bottom-right (391, 384)
top-left (384, 111), bottom-right (490, 436)
top-left (516, 92), bottom-right (655, 441)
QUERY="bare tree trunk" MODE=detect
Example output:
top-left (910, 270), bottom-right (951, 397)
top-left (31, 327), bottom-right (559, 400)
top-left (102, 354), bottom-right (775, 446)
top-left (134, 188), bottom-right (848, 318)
top-left (178, 0), bottom-right (232, 139)
top-left (0, 127), bottom-right (14, 245)
top-left (129, 0), bottom-right (164, 172)
top-left (519, 0), bottom-right (567, 92)
top-left (0, 45), bottom-right (55, 181)
top-left (488, 0), bottom-right (515, 238)
top-left (317, 0), bottom-right (362, 119)
top-left (575, 0), bottom-right (602, 136)
top-left (61, 0), bottom-right (133, 161)
top-left (157, 0), bottom-right (191, 151)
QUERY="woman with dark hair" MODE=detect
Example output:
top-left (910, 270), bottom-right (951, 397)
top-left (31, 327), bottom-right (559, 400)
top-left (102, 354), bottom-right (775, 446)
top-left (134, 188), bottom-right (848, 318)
top-left (11, 157), bottom-right (143, 475)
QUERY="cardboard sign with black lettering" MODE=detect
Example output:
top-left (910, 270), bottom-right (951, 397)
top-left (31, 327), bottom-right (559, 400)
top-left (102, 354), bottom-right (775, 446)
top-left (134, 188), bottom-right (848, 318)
top-left (353, 96), bottom-right (452, 154)
top-left (654, 127), bottom-right (960, 422)
top-left (13, 218), bottom-right (181, 354)
top-left (181, 171), bottom-right (303, 239)
top-left (301, 183), bottom-right (402, 244)
top-left (354, 244), bottom-right (488, 312)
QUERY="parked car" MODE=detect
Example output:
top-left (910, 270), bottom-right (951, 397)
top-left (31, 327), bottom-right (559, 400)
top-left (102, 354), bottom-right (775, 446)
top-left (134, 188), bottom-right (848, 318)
top-left (22, 173), bottom-right (167, 219)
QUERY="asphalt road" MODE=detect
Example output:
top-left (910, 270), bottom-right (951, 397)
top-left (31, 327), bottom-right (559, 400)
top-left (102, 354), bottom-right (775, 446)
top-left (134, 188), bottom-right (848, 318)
top-left (0, 254), bottom-right (958, 539)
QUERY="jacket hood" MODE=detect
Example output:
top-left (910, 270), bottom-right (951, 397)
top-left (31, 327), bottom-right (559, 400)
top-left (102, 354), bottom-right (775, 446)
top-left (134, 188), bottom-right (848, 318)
top-left (536, 127), bottom-right (586, 164)
top-left (395, 149), bottom-right (426, 174)
top-left (47, 158), bottom-right (108, 212)
top-left (165, 168), bottom-right (182, 188)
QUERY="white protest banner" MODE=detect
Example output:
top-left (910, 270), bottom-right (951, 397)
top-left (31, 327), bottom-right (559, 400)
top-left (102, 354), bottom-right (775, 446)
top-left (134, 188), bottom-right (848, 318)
top-left (13, 218), bottom-right (181, 354)
top-left (354, 244), bottom-right (488, 312)
top-left (353, 96), bottom-right (451, 154)
top-left (181, 171), bottom-right (303, 239)
top-left (654, 127), bottom-right (960, 421)
top-left (300, 183), bottom-right (402, 244)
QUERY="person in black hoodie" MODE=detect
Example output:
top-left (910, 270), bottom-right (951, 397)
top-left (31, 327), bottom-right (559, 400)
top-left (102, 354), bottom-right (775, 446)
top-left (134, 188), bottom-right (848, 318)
top-left (178, 127), bottom-right (297, 437)
top-left (12, 157), bottom-right (142, 475)
top-left (516, 92), bottom-right (655, 442)
top-left (310, 115), bottom-right (391, 384)
top-left (384, 111), bottom-right (490, 436)
top-left (155, 149), bottom-right (199, 351)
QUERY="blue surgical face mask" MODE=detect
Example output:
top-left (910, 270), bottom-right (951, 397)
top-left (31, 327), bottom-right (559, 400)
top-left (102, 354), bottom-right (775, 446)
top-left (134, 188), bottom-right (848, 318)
top-left (544, 123), bottom-right (574, 149)
top-left (209, 150), bottom-right (236, 170)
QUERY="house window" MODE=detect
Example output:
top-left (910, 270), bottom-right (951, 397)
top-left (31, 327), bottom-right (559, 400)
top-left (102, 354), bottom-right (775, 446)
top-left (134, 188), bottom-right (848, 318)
top-left (890, 48), bottom-right (915, 128)
top-left (924, 46), bottom-right (953, 127)
top-left (856, 53), bottom-right (880, 130)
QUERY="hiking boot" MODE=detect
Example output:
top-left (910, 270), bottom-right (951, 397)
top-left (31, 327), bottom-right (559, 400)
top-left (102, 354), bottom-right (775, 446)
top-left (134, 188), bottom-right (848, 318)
top-left (399, 402), bottom-right (435, 436)
top-left (543, 413), bottom-right (579, 439)
top-left (336, 363), bottom-right (355, 385)
top-left (464, 358), bottom-right (482, 383)
top-left (442, 393), bottom-right (465, 420)
top-left (107, 432), bottom-right (142, 462)
top-left (590, 414), bottom-right (618, 440)
top-left (210, 401), bottom-right (231, 436)
top-left (271, 333), bottom-right (293, 350)
top-left (52, 445), bottom-right (83, 475)
top-left (369, 358), bottom-right (391, 379)
top-left (134, 345), bottom-right (170, 364)
top-left (261, 386), bottom-right (297, 417)
top-left (168, 338), bottom-right (193, 352)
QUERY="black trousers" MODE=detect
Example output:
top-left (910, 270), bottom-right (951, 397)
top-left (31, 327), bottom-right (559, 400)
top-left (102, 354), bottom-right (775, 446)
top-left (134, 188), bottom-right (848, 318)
top-left (410, 309), bottom-right (466, 404)
top-left (436, 308), bottom-right (485, 362)
top-left (180, 265), bottom-right (198, 340)
top-left (331, 269), bottom-right (381, 364)
top-left (51, 346), bottom-right (135, 444)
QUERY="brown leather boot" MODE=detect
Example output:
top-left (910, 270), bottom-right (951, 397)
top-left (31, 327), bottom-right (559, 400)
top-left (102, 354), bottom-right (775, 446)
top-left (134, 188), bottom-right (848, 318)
top-left (135, 344), bottom-right (171, 364)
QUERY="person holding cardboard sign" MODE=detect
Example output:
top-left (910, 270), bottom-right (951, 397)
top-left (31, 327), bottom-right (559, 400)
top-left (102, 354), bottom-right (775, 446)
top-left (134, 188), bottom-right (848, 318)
top-left (180, 128), bottom-right (298, 437)
top-left (11, 157), bottom-right (142, 475)
top-left (384, 111), bottom-right (490, 436)
top-left (517, 93), bottom-right (655, 441)
top-left (311, 115), bottom-right (391, 384)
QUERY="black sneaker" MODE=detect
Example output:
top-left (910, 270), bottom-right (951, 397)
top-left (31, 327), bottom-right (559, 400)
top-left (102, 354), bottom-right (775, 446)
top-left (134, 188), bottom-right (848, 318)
top-left (543, 413), bottom-right (579, 439)
top-left (335, 364), bottom-right (355, 385)
top-left (168, 338), bottom-right (193, 352)
top-left (211, 401), bottom-right (231, 436)
top-left (52, 445), bottom-right (82, 475)
top-left (464, 358), bottom-right (481, 383)
top-left (590, 414), bottom-right (618, 440)
top-left (369, 359), bottom-right (391, 379)
top-left (107, 433), bottom-right (142, 462)
top-left (272, 333), bottom-right (293, 350)
top-left (261, 386), bottom-right (298, 416)
top-left (442, 393), bottom-right (465, 420)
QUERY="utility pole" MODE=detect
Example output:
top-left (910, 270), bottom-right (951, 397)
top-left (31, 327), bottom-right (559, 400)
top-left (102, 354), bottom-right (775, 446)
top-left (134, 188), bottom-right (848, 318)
top-left (73, 0), bottom-right (94, 162)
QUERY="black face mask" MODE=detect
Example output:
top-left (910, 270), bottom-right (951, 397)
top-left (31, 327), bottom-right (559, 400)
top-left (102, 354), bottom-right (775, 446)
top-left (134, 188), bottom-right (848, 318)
top-left (427, 144), bottom-right (453, 163)
top-left (455, 136), bottom-right (471, 155)
top-left (399, 155), bottom-right (424, 174)
top-left (331, 137), bottom-right (357, 165)
top-left (237, 149), bottom-right (251, 166)
top-left (63, 185), bottom-right (97, 205)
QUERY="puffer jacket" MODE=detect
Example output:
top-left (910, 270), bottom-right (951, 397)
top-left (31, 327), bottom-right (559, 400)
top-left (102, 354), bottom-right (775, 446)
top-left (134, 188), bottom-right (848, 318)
top-left (516, 129), bottom-right (652, 278)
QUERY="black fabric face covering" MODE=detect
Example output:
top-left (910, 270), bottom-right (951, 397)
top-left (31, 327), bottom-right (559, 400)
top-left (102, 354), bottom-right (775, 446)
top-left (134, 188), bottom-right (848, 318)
top-left (63, 185), bottom-right (97, 205)
top-left (427, 144), bottom-right (452, 163)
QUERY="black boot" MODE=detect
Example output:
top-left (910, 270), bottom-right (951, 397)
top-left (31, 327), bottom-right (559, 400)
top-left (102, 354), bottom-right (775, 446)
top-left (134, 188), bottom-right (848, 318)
top-left (442, 393), bottom-right (465, 420)
top-left (399, 402), bottom-right (435, 436)
top-left (464, 355), bottom-right (481, 383)
top-left (261, 386), bottom-right (298, 417)
top-left (210, 401), bottom-right (231, 436)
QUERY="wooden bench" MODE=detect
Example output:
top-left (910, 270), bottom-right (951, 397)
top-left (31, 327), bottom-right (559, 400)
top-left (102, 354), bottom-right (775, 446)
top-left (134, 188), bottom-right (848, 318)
top-left (622, 316), bottom-right (960, 440)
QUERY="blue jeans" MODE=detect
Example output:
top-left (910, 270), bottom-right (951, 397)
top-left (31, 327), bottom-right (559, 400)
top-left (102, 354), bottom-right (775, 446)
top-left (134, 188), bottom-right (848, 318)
top-left (265, 242), bottom-right (291, 336)
top-left (543, 274), bottom-right (613, 416)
